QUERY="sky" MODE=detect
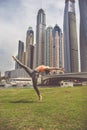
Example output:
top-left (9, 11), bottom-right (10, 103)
top-left (0, 0), bottom-right (79, 75)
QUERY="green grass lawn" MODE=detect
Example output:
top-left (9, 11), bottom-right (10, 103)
top-left (0, 86), bottom-right (87, 130)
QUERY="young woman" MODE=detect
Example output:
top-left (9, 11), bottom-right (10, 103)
top-left (12, 56), bottom-right (42, 101)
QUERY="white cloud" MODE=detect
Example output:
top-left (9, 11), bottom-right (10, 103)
top-left (0, 0), bottom-right (79, 75)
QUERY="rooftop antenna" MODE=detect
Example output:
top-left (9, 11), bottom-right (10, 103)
top-left (41, 0), bottom-right (47, 12)
top-left (41, 0), bottom-right (43, 9)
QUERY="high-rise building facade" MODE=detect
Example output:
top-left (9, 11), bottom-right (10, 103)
top-left (53, 25), bottom-right (63, 68)
top-left (23, 52), bottom-right (26, 65)
top-left (29, 45), bottom-right (34, 69)
top-left (26, 27), bottom-right (34, 67)
top-left (79, 0), bottom-right (87, 72)
top-left (62, 34), bottom-right (64, 69)
top-left (46, 26), bottom-right (53, 66)
top-left (64, 0), bottom-right (78, 73)
top-left (17, 40), bottom-right (24, 69)
top-left (33, 44), bottom-right (36, 69)
top-left (36, 9), bottom-right (46, 66)
top-left (0, 71), bottom-right (1, 78)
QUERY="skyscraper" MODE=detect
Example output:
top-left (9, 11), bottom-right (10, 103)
top-left (0, 71), bottom-right (1, 78)
top-left (79, 0), bottom-right (87, 72)
top-left (46, 26), bottom-right (53, 66)
top-left (17, 40), bottom-right (24, 69)
top-left (62, 34), bottom-right (64, 69)
top-left (64, 0), bottom-right (78, 73)
top-left (36, 9), bottom-right (46, 66)
top-left (29, 44), bottom-right (34, 69)
top-left (33, 44), bottom-right (36, 69)
top-left (26, 27), bottom-right (34, 67)
top-left (53, 25), bottom-right (63, 68)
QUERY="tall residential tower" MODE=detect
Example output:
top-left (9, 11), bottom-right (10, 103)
top-left (17, 40), bottom-right (24, 69)
top-left (46, 26), bottom-right (53, 66)
top-left (53, 25), bottom-right (63, 68)
top-left (64, 0), bottom-right (78, 72)
top-left (36, 9), bottom-right (46, 66)
top-left (26, 27), bottom-right (34, 68)
top-left (79, 0), bottom-right (87, 72)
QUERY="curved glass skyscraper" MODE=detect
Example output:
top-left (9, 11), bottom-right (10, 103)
top-left (26, 27), bottom-right (34, 67)
top-left (17, 40), bottom-right (24, 69)
top-left (36, 9), bottom-right (46, 66)
top-left (46, 26), bottom-right (53, 66)
top-left (64, 0), bottom-right (78, 73)
top-left (79, 0), bottom-right (87, 72)
top-left (52, 25), bottom-right (64, 68)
